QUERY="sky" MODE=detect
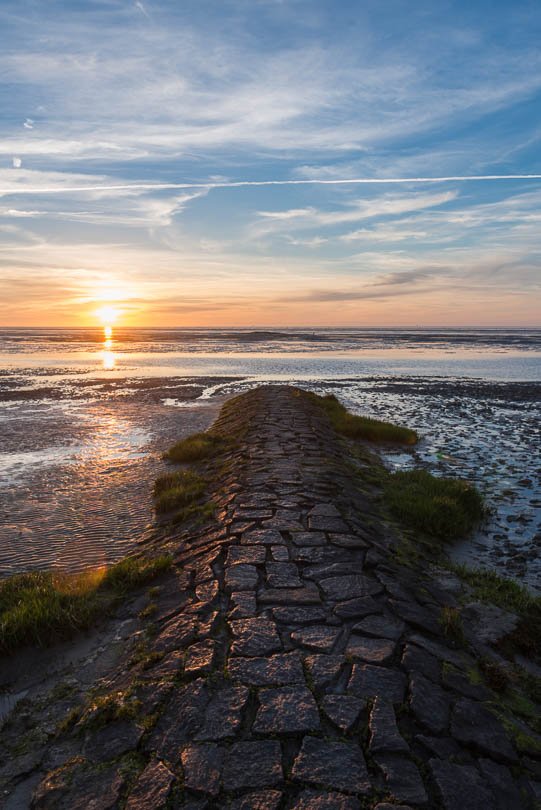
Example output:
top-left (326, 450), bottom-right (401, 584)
top-left (1, 0), bottom-right (541, 328)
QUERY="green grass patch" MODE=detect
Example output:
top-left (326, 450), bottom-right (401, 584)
top-left (440, 606), bottom-right (466, 644)
top-left (0, 554), bottom-right (172, 654)
top-left (451, 564), bottom-right (540, 616)
top-left (385, 469), bottom-right (484, 540)
top-left (153, 470), bottom-right (206, 514)
top-left (163, 431), bottom-right (224, 463)
top-left (312, 393), bottom-right (418, 445)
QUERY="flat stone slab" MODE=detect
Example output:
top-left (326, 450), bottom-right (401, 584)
top-left (308, 515), bottom-right (350, 532)
top-left (291, 531), bottom-right (327, 546)
top-left (222, 741), bottom-right (283, 791)
top-left (292, 790), bottom-right (361, 809)
top-left (329, 533), bottom-right (369, 549)
top-left (241, 529), bottom-right (285, 545)
top-left (451, 698), bottom-right (518, 763)
top-left (292, 736), bottom-right (371, 794)
top-left (228, 652), bottom-right (305, 686)
top-left (272, 606), bottom-right (328, 625)
top-left (348, 664), bottom-right (406, 704)
top-left (401, 643), bottom-right (441, 684)
top-left (184, 639), bottom-right (218, 676)
top-left (229, 618), bottom-right (282, 657)
top-left (83, 721), bottom-right (143, 763)
top-left (153, 615), bottom-right (197, 653)
top-left (305, 654), bottom-right (345, 690)
top-left (320, 695), bottom-right (365, 733)
top-left (258, 585), bottom-right (321, 605)
top-left (125, 760), bottom-right (175, 808)
top-left (225, 564), bottom-right (259, 591)
top-left (227, 546), bottom-right (267, 565)
top-left (195, 685), bottom-right (249, 740)
top-left (409, 672), bottom-right (449, 735)
top-left (266, 562), bottom-right (303, 588)
top-left (253, 686), bottom-right (320, 734)
top-left (291, 625), bottom-right (341, 653)
top-left (429, 759), bottom-right (495, 809)
top-left (369, 698), bottom-right (409, 754)
top-left (181, 743), bottom-right (224, 796)
top-left (334, 596), bottom-right (380, 619)
top-left (353, 615), bottom-right (404, 640)
top-left (376, 756), bottom-right (427, 805)
top-left (346, 635), bottom-right (395, 664)
top-left (320, 574), bottom-right (382, 601)
top-left (229, 591), bottom-right (257, 619)
top-left (236, 791), bottom-right (283, 810)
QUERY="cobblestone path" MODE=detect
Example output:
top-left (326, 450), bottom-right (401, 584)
top-left (6, 386), bottom-right (541, 809)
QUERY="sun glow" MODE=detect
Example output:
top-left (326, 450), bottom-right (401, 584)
top-left (95, 305), bottom-right (120, 327)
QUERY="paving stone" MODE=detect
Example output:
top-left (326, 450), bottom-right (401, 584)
top-left (376, 756), bottom-right (428, 805)
top-left (353, 615), bottom-right (404, 640)
top-left (195, 685), bottom-right (249, 740)
top-left (258, 585), bottom-right (321, 605)
top-left (229, 591), bottom-right (257, 618)
top-left (228, 652), bottom-right (305, 685)
top-left (478, 758), bottom-right (523, 810)
top-left (320, 695), bottom-right (364, 733)
top-left (373, 805), bottom-right (413, 810)
top-left (346, 635), bottom-right (395, 664)
top-left (428, 759), bottom-right (495, 809)
top-left (305, 654), bottom-right (345, 690)
top-left (333, 596), bottom-right (380, 619)
top-left (461, 602), bottom-right (519, 644)
top-left (266, 562), bottom-right (303, 588)
top-left (415, 735), bottom-right (461, 760)
top-left (308, 515), bottom-right (350, 532)
top-left (291, 531), bottom-right (327, 546)
top-left (451, 699), bottom-right (518, 763)
top-left (304, 561), bottom-right (364, 580)
top-left (291, 546), bottom-right (348, 563)
top-left (184, 640), bottom-right (218, 676)
top-left (270, 545), bottom-right (289, 561)
top-left (225, 564), bottom-right (259, 591)
top-left (33, 762), bottom-right (125, 810)
top-left (272, 606), bottom-right (328, 625)
top-left (292, 736), bottom-right (371, 794)
top-left (292, 790), bottom-right (361, 809)
top-left (83, 721), bottom-right (143, 763)
top-left (389, 599), bottom-right (441, 635)
top-left (408, 633), bottom-right (471, 670)
top-left (153, 614), bottom-right (197, 653)
top-left (147, 679), bottom-right (210, 759)
top-left (309, 503), bottom-right (342, 516)
top-left (181, 744), bottom-right (224, 796)
top-left (227, 546), bottom-right (267, 565)
top-left (241, 529), bottom-right (285, 545)
top-left (329, 533), bottom-right (369, 548)
top-left (253, 686), bottom-right (320, 733)
top-left (401, 643), bottom-right (441, 683)
top-left (222, 741), bottom-right (283, 791)
top-left (230, 618), bottom-right (282, 656)
top-left (125, 760), bottom-right (176, 809)
top-left (348, 664), bottom-right (406, 704)
top-left (409, 672), bottom-right (450, 734)
top-left (236, 791), bottom-right (283, 810)
top-left (320, 574), bottom-right (382, 601)
top-left (195, 581), bottom-right (220, 603)
top-left (291, 625), bottom-right (341, 653)
top-left (441, 664), bottom-right (491, 700)
top-left (369, 698), bottom-right (409, 754)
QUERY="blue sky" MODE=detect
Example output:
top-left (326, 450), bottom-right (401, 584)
top-left (1, 0), bottom-right (540, 326)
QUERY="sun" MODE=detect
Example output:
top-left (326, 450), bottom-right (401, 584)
top-left (95, 305), bottom-right (120, 327)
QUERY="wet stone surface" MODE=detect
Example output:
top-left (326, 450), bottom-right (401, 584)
top-left (1, 386), bottom-right (539, 809)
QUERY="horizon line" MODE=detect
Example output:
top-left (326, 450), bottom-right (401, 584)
top-left (3, 174), bottom-right (541, 195)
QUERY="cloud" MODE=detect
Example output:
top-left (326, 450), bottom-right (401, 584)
top-left (12, 157), bottom-right (21, 168)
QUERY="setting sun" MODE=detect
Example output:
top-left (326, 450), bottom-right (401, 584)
top-left (95, 305), bottom-right (120, 327)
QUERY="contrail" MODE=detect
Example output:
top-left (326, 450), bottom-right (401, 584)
top-left (1, 174), bottom-right (541, 195)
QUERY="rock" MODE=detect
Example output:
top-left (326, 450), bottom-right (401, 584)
top-left (291, 531), bottom-right (327, 546)
top-left (329, 533), bottom-right (369, 549)
top-left (181, 744), bottom-right (224, 796)
top-left (461, 602), bottom-right (519, 644)
top-left (241, 529), bottom-right (285, 545)
top-left (408, 634), bottom-right (472, 670)
top-left (348, 664), bottom-right (406, 704)
top-left (253, 686), bottom-right (320, 733)
top-left (272, 606), bottom-right (328, 625)
top-left (291, 625), bottom-right (341, 653)
top-left (292, 736), bottom-right (371, 794)
top-left (305, 655), bottom-right (345, 690)
top-left (409, 672), bottom-right (450, 734)
top-left (184, 640), bottom-right (218, 676)
top-left (125, 760), bottom-right (176, 809)
top-left (389, 599), bottom-right (441, 635)
top-left (308, 515), bottom-right (350, 532)
top-left (333, 596), bottom-right (380, 619)
top-left (478, 759), bottom-right (523, 810)
top-left (375, 756), bottom-right (427, 805)
top-left (32, 763), bottom-right (125, 809)
top-left (153, 615), bottom-right (197, 653)
top-left (353, 615), bottom-right (404, 640)
top-left (270, 545), bottom-right (289, 561)
top-left (225, 564), bottom-right (259, 591)
top-left (222, 741), bottom-right (283, 791)
top-left (428, 759), bottom-right (495, 809)
top-left (292, 790), bottom-right (361, 809)
top-left (369, 698), bottom-right (409, 754)
top-left (266, 562), bottom-right (303, 588)
top-left (229, 591), bottom-right (257, 618)
top-left (320, 695), bottom-right (365, 733)
top-left (320, 574), bottom-right (382, 601)
top-left (195, 685), bottom-right (249, 740)
top-left (148, 679), bottom-right (209, 760)
top-left (401, 644), bottom-right (441, 683)
top-left (227, 546), bottom-right (267, 565)
top-left (258, 585), bottom-right (321, 605)
top-left (309, 503), bottom-right (341, 517)
top-left (229, 618), bottom-right (282, 656)
top-left (451, 699), bottom-right (518, 763)
top-left (236, 791), bottom-right (283, 810)
top-left (83, 721), bottom-right (143, 763)
top-left (346, 636), bottom-right (395, 664)
top-left (441, 665), bottom-right (490, 701)
top-left (228, 652), bottom-right (305, 686)
top-left (415, 735), bottom-right (461, 760)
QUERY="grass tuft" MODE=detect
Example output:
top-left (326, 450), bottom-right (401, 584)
top-left (385, 469), bottom-right (484, 540)
top-left (313, 393), bottom-right (418, 445)
top-left (0, 554), bottom-right (172, 654)
top-left (163, 432), bottom-right (224, 463)
top-left (153, 470), bottom-right (206, 514)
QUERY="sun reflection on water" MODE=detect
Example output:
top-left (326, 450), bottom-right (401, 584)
top-left (101, 326), bottom-right (116, 370)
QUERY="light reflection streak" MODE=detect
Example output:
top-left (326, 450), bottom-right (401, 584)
top-left (101, 326), bottom-right (116, 370)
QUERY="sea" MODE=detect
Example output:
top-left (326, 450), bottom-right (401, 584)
top-left (0, 327), bottom-right (539, 589)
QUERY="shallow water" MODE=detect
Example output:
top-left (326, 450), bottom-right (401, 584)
top-left (0, 328), bottom-right (539, 587)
